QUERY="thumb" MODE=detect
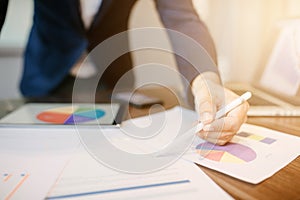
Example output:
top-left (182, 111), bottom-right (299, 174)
top-left (194, 91), bottom-right (216, 125)
top-left (191, 73), bottom-right (220, 125)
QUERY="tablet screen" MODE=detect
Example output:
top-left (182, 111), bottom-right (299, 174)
top-left (0, 103), bottom-right (125, 127)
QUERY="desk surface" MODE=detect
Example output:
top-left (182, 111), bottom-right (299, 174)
top-left (1, 87), bottom-right (299, 200)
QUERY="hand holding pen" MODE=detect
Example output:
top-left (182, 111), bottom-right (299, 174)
top-left (192, 72), bottom-right (250, 145)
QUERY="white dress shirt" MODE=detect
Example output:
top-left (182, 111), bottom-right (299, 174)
top-left (80, 0), bottom-right (103, 29)
top-left (70, 0), bottom-right (103, 78)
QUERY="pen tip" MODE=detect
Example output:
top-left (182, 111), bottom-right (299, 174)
top-left (241, 92), bottom-right (252, 101)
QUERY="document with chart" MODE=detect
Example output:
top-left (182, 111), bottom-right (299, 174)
top-left (183, 123), bottom-right (300, 184)
top-left (111, 106), bottom-right (300, 184)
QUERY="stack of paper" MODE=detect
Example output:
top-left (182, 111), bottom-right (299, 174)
top-left (2, 105), bottom-right (299, 199)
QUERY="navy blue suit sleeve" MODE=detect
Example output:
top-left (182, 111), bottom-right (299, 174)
top-left (155, 0), bottom-right (219, 82)
top-left (155, 0), bottom-right (220, 106)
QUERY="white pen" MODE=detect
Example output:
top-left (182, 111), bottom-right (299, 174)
top-left (156, 91), bottom-right (252, 157)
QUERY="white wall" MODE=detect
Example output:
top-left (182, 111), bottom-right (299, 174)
top-left (0, 0), bottom-right (32, 48)
top-left (0, 0), bottom-right (32, 99)
top-left (129, 0), bottom-right (182, 92)
top-left (194, 0), bottom-right (300, 83)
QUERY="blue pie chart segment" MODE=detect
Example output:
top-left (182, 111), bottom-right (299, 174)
top-left (64, 109), bottom-right (105, 124)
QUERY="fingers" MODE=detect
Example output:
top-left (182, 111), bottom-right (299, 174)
top-left (227, 101), bottom-right (249, 124)
top-left (191, 73), bottom-right (250, 146)
top-left (204, 104), bottom-right (248, 132)
top-left (197, 131), bottom-right (235, 145)
top-left (197, 102), bottom-right (249, 145)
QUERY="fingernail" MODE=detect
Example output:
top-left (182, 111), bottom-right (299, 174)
top-left (200, 112), bottom-right (213, 124)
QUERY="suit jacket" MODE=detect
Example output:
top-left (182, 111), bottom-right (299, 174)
top-left (0, 0), bottom-right (218, 97)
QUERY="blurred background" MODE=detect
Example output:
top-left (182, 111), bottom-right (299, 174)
top-left (0, 0), bottom-right (300, 99)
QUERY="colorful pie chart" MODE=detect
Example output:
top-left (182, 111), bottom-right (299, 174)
top-left (196, 142), bottom-right (257, 164)
top-left (36, 106), bottom-right (105, 124)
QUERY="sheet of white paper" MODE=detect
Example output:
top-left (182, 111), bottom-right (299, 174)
top-left (75, 107), bottom-right (198, 173)
top-left (0, 127), bottom-right (80, 200)
top-left (0, 154), bottom-right (71, 200)
top-left (183, 123), bottom-right (300, 184)
top-left (117, 106), bottom-right (197, 154)
top-left (47, 148), bottom-right (232, 200)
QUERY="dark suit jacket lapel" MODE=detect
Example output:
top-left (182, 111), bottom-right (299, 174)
top-left (73, 0), bottom-right (86, 34)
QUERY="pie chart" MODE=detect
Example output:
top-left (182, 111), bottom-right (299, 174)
top-left (36, 106), bottom-right (105, 124)
top-left (196, 142), bottom-right (256, 164)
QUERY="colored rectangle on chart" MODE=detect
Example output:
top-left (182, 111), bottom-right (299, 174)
top-left (236, 132), bottom-right (251, 137)
top-left (248, 134), bottom-right (265, 141)
top-left (260, 137), bottom-right (277, 144)
top-left (236, 132), bottom-right (276, 144)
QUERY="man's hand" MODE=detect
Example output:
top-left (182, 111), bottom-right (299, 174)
top-left (191, 72), bottom-right (249, 145)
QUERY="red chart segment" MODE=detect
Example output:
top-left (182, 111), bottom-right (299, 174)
top-left (36, 107), bottom-right (105, 124)
top-left (204, 151), bottom-right (225, 162)
top-left (37, 112), bottom-right (70, 124)
top-left (196, 142), bottom-right (257, 164)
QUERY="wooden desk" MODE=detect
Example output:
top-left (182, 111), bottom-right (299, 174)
top-left (129, 87), bottom-right (300, 200)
